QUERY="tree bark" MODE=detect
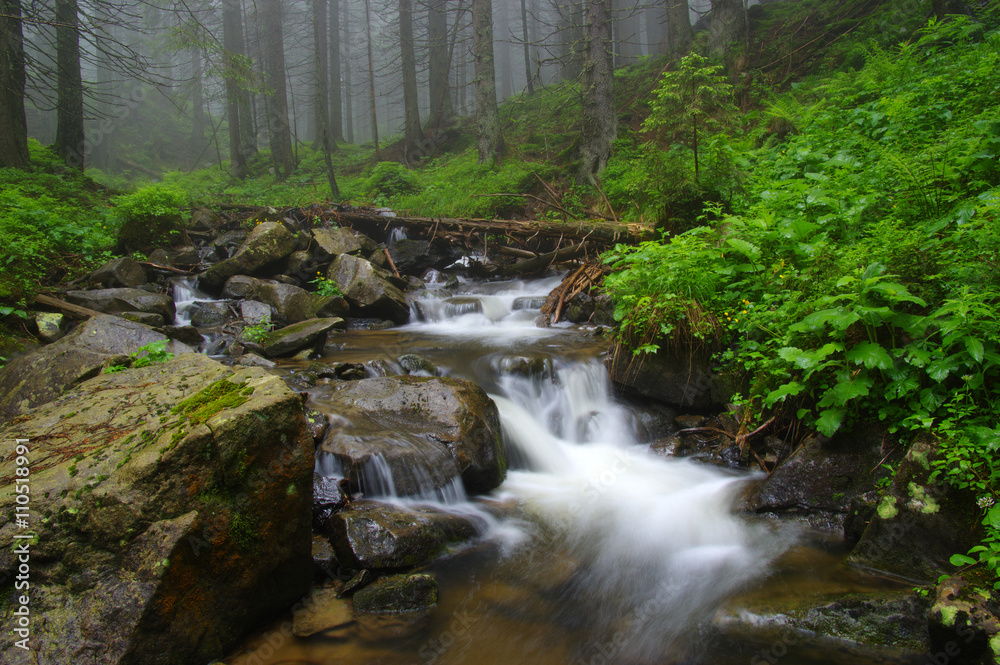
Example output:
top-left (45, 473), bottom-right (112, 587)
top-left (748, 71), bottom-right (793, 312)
top-left (0, 0), bottom-right (29, 169)
top-left (364, 0), bottom-right (380, 157)
top-left (666, 0), bottom-right (692, 57)
top-left (400, 0), bottom-right (425, 160)
top-left (427, 0), bottom-right (454, 128)
top-left (342, 0), bottom-right (354, 143)
top-left (520, 0), bottom-right (534, 93)
top-left (472, 0), bottom-right (504, 165)
top-left (577, 0), bottom-right (616, 185)
top-left (558, 0), bottom-right (585, 81)
top-left (708, 0), bottom-right (744, 59)
top-left (329, 0), bottom-right (344, 143)
top-left (55, 0), bottom-right (85, 168)
top-left (190, 45), bottom-right (206, 163)
top-left (262, 0), bottom-right (296, 178)
top-left (314, 0), bottom-right (340, 197)
top-left (223, 0), bottom-right (248, 178)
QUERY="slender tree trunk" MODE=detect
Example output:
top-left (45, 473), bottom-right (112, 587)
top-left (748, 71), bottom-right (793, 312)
top-left (314, 0), bottom-right (340, 196)
top-left (708, 0), bottom-right (743, 59)
top-left (559, 0), bottom-right (584, 81)
top-left (239, 0), bottom-right (258, 155)
top-left (400, 0), bottom-right (425, 160)
top-left (342, 0), bottom-right (354, 143)
top-left (55, 0), bottom-right (85, 168)
top-left (329, 0), bottom-right (344, 142)
top-left (666, 0), bottom-right (691, 56)
top-left (472, 0), bottom-right (504, 164)
top-left (577, 0), bottom-right (616, 185)
top-left (0, 0), bottom-right (29, 169)
top-left (520, 0), bottom-right (534, 93)
top-left (223, 0), bottom-right (251, 177)
top-left (262, 0), bottom-right (295, 178)
top-left (190, 45), bottom-right (206, 162)
top-left (363, 0), bottom-right (379, 157)
top-left (427, 0), bottom-right (453, 128)
top-left (496, 0), bottom-right (513, 99)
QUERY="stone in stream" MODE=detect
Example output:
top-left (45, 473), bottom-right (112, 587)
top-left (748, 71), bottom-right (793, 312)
top-left (34, 311), bottom-right (65, 342)
top-left (0, 315), bottom-right (194, 423)
top-left (235, 352), bottom-right (276, 368)
top-left (398, 353), bottom-right (439, 376)
top-left (0, 353), bottom-right (314, 665)
top-left (88, 256), bottom-right (148, 288)
top-left (605, 345), bottom-right (735, 411)
top-left (119, 311), bottom-right (166, 327)
top-left (313, 473), bottom-right (348, 530)
top-left (312, 227), bottom-right (378, 259)
top-left (66, 287), bottom-right (175, 322)
top-left (189, 300), bottom-right (233, 327)
top-left (200, 221), bottom-right (299, 288)
top-left (158, 324), bottom-right (204, 347)
top-left (326, 253), bottom-right (410, 323)
top-left (317, 376), bottom-right (506, 496)
top-left (352, 574), bottom-right (439, 614)
top-left (240, 299), bottom-right (272, 325)
top-left (263, 317), bottom-right (345, 357)
top-left (223, 275), bottom-right (323, 325)
top-left (927, 575), bottom-right (1000, 663)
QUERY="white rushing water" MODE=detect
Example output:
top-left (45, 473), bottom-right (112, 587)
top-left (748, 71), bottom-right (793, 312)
top-left (171, 276), bottom-right (216, 327)
top-left (313, 275), bottom-right (789, 662)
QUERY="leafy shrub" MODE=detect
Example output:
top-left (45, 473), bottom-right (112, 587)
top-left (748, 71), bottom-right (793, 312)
top-left (363, 162), bottom-right (423, 200)
top-left (111, 184), bottom-right (187, 253)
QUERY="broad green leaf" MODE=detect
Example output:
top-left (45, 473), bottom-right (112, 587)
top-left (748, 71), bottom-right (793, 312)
top-left (987, 505), bottom-right (1000, 530)
top-left (845, 341), bottom-right (893, 369)
top-left (963, 336), bottom-right (985, 363)
top-left (818, 373), bottom-right (873, 407)
top-left (816, 407), bottom-right (846, 436)
top-left (950, 553), bottom-right (977, 566)
top-left (764, 381), bottom-right (804, 406)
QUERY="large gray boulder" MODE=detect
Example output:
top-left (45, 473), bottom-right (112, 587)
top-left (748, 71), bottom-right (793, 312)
top-left (327, 501), bottom-right (448, 569)
top-left (605, 343), bottom-right (734, 410)
top-left (88, 257), bottom-right (148, 288)
top-left (0, 353), bottom-right (314, 665)
top-left (263, 317), bottom-right (345, 357)
top-left (222, 275), bottom-right (324, 324)
top-left (66, 287), bottom-right (175, 322)
top-left (317, 376), bottom-right (506, 495)
top-left (326, 253), bottom-right (410, 323)
top-left (0, 315), bottom-right (193, 423)
top-left (200, 222), bottom-right (299, 288)
top-left (312, 227), bottom-right (377, 259)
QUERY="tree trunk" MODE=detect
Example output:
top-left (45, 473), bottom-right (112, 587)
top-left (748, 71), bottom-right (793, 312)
top-left (190, 45), bottom-right (206, 163)
top-left (520, 0), bottom-right (534, 93)
top-left (364, 0), bottom-right (379, 157)
top-left (329, 0), bottom-right (344, 143)
top-left (558, 0), bottom-right (585, 81)
top-left (427, 0), bottom-right (453, 128)
top-left (262, 0), bottom-right (295, 178)
top-left (400, 0), bottom-right (425, 160)
top-left (645, 2), bottom-right (666, 54)
top-left (0, 0), bottom-right (29, 169)
top-left (577, 0), bottom-right (616, 185)
top-left (666, 0), bottom-right (691, 56)
top-left (314, 0), bottom-right (340, 197)
top-left (342, 0), bottom-right (354, 144)
top-left (55, 0), bottom-right (85, 168)
top-left (223, 0), bottom-right (248, 178)
top-left (472, 0), bottom-right (504, 165)
top-left (496, 0), bottom-right (513, 99)
top-left (708, 0), bottom-right (744, 59)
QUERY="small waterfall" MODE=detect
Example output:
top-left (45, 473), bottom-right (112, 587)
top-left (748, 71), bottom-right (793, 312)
top-left (388, 226), bottom-right (408, 246)
top-left (171, 277), bottom-right (215, 327)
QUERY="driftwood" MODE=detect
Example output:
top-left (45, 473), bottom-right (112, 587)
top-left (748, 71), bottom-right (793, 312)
top-left (34, 294), bottom-right (103, 319)
top-left (506, 242), bottom-right (590, 274)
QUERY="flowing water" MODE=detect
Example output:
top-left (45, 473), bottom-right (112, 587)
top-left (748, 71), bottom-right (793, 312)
top-left (219, 275), bottom-right (925, 665)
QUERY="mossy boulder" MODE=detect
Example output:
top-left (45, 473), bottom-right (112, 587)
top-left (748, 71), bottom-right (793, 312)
top-left (200, 222), bottom-right (299, 288)
top-left (316, 376), bottom-right (506, 496)
top-left (263, 317), bottom-right (346, 357)
top-left (605, 343), bottom-right (734, 411)
top-left (0, 353), bottom-right (314, 665)
top-left (311, 227), bottom-right (378, 259)
top-left (928, 575), bottom-right (1000, 665)
top-left (352, 574), bottom-right (439, 614)
top-left (88, 257), bottom-right (148, 288)
top-left (0, 315), bottom-right (193, 423)
top-left (327, 501), bottom-right (449, 569)
top-left (849, 434), bottom-right (981, 582)
top-left (326, 253), bottom-right (410, 323)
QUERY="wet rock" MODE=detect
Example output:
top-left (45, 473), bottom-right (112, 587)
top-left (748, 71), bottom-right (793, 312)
top-left (312, 536), bottom-right (338, 578)
top-left (313, 474), bottom-right (348, 531)
top-left (159, 325), bottom-right (204, 347)
top-left (605, 345), bottom-right (734, 411)
top-left (398, 353), bottom-right (438, 376)
top-left (148, 248), bottom-right (172, 266)
top-left (293, 587), bottom-right (354, 637)
top-left (285, 250), bottom-right (313, 278)
top-left (212, 229), bottom-right (249, 258)
top-left (0, 354), bottom-right (314, 665)
top-left (328, 501), bottom-right (448, 570)
top-left (0, 315), bottom-right (194, 422)
top-left (240, 300), bottom-right (272, 325)
top-left (305, 407), bottom-right (330, 441)
top-left (314, 294), bottom-right (351, 318)
top-left (337, 363), bottom-right (368, 380)
top-left (66, 287), bottom-right (175, 322)
top-left (120, 311), bottom-right (166, 327)
top-left (341, 569), bottom-right (373, 596)
top-left (89, 257), bottom-right (148, 288)
top-left (201, 222), bottom-right (299, 288)
top-left (170, 245), bottom-right (201, 265)
top-left (352, 574), bottom-right (439, 614)
top-left (255, 281), bottom-right (317, 324)
top-left (189, 300), bottom-right (233, 327)
top-left (190, 207), bottom-right (220, 231)
top-left (497, 355), bottom-right (552, 378)
top-left (317, 376), bottom-right (506, 495)
top-left (327, 254), bottom-right (410, 323)
top-left (512, 296), bottom-right (546, 311)
top-left (222, 274), bottom-right (263, 299)
top-left (405, 276), bottom-right (424, 291)
top-left (287, 370), bottom-right (319, 389)
top-left (849, 433), bottom-right (981, 583)
top-left (263, 317), bottom-right (346, 357)
top-left (234, 353), bottom-right (276, 368)
top-left (35, 311), bottom-right (65, 342)
top-left (928, 575), bottom-right (1000, 664)
top-left (312, 227), bottom-right (378, 258)
top-left (387, 239), bottom-right (433, 274)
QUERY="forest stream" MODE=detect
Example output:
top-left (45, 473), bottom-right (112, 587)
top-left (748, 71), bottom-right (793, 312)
top-left (215, 274), bottom-right (924, 665)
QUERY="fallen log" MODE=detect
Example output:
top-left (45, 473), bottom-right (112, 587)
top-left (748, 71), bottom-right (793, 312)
top-left (506, 242), bottom-right (590, 274)
top-left (34, 294), bottom-right (104, 319)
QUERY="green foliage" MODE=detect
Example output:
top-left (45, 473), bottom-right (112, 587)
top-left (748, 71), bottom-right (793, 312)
top-left (111, 184), bottom-right (187, 253)
top-left (363, 162), bottom-right (423, 201)
top-left (240, 322), bottom-right (272, 344)
top-left (103, 340), bottom-right (174, 373)
top-left (309, 274), bottom-right (343, 298)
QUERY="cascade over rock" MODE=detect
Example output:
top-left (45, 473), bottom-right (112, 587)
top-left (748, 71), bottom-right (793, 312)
top-left (0, 353), bottom-right (314, 665)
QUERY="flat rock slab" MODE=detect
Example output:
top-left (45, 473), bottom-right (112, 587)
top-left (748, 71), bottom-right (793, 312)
top-left (352, 574), bottom-right (439, 614)
top-left (66, 287), bottom-right (174, 321)
top-left (264, 317), bottom-right (345, 357)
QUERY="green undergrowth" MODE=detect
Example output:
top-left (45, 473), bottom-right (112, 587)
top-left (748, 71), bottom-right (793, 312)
top-left (603, 17), bottom-right (1000, 580)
